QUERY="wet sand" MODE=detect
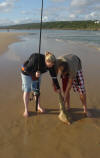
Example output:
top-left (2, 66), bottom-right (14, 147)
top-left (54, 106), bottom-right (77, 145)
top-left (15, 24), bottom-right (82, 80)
top-left (0, 32), bottom-right (26, 55)
top-left (0, 33), bottom-right (100, 158)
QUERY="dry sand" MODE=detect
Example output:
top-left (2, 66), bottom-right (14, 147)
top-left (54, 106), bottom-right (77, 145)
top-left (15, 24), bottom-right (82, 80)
top-left (0, 32), bottom-right (100, 158)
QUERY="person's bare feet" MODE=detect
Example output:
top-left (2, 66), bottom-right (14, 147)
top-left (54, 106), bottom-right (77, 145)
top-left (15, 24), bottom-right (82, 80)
top-left (65, 105), bottom-right (71, 111)
top-left (58, 110), bottom-right (71, 125)
top-left (38, 106), bottom-right (45, 113)
top-left (23, 111), bottom-right (29, 117)
top-left (84, 110), bottom-right (91, 117)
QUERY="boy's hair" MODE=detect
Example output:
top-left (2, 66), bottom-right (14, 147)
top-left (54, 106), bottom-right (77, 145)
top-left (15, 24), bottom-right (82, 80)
top-left (45, 51), bottom-right (56, 63)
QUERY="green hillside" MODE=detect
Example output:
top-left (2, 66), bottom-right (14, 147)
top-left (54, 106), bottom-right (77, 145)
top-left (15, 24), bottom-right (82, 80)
top-left (0, 21), bottom-right (100, 30)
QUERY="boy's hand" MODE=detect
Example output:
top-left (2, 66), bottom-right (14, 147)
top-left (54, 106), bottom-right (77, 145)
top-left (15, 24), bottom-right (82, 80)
top-left (53, 83), bottom-right (60, 93)
top-left (36, 71), bottom-right (40, 78)
top-left (56, 89), bottom-right (61, 93)
top-left (32, 76), bottom-right (38, 81)
top-left (64, 96), bottom-right (66, 104)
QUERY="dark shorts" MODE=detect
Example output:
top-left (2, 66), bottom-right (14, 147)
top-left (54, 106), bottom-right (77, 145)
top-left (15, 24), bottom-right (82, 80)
top-left (62, 70), bottom-right (86, 94)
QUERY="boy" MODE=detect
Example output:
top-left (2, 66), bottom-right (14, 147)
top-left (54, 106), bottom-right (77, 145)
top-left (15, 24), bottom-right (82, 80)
top-left (21, 52), bottom-right (60, 117)
top-left (57, 54), bottom-right (91, 117)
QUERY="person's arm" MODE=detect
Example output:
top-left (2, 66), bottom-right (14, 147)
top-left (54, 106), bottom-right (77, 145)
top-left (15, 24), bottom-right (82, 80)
top-left (24, 54), bottom-right (36, 76)
top-left (48, 66), bottom-right (60, 91)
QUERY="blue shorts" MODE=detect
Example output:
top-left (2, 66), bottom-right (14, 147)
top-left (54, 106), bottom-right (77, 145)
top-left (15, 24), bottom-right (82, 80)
top-left (21, 73), bottom-right (41, 94)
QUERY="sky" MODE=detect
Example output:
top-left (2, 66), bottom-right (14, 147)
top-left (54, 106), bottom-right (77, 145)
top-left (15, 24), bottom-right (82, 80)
top-left (0, 0), bottom-right (100, 26)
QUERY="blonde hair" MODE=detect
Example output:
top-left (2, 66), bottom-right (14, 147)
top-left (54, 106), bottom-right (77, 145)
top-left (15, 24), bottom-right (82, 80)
top-left (45, 51), bottom-right (56, 63)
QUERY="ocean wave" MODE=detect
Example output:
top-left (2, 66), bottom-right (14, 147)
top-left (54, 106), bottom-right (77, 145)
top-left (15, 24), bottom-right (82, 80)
top-left (55, 37), bottom-right (100, 51)
top-left (89, 45), bottom-right (100, 51)
top-left (55, 39), bottom-right (63, 42)
top-left (96, 47), bottom-right (100, 51)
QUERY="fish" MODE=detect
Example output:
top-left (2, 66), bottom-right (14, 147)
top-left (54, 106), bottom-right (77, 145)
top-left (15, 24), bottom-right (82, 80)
top-left (58, 93), bottom-right (72, 125)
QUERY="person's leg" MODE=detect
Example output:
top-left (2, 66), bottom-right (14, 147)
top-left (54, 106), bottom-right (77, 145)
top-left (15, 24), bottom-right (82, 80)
top-left (79, 93), bottom-right (91, 117)
top-left (34, 96), bottom-right (45, 112)
top-left (21, 73), bottom-right (32, 117)
top-left (23, 92), bottom-right (30, 117)
top-left (32, 77), bottom-right (45, 113)
top-left (65, 91), bottom-right (70, 110)
top-left (76, 70), bottom-right (91, 117)
top-left (80, 93), bottom-right (87, 113)
top-left (62, 76), bottom-right (70, 110)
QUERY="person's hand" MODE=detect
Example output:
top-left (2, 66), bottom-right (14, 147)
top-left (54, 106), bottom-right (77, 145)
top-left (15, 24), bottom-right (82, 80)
top-left (36, 71), bottom-right (40, 78)
top-left (32, 76), bottom-right (38, 81)
top-left (56, 89), bottom-right (61, 93)
top-left (52, 83), bottom-right (57, 92)
top-left (64, 95), bottom-right (66, 104)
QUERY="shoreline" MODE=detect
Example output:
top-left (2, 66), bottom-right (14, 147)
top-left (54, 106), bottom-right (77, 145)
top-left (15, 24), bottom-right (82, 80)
top-left (0, 32), bottom-right (27, 55)
top-left (0, 28), bottom-right (100, 31)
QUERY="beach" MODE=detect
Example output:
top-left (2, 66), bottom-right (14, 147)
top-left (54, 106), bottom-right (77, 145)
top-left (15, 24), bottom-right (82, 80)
top-left (0, 32), bottom-right (26, 55)
top-left (0, 31), bottom-right (100, 158)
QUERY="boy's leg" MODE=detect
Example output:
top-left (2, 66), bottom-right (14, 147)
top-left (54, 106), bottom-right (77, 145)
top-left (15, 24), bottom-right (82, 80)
top-left (23, 92), bottom-right (30, 117)
top-left (62, 76), bottom-right (70, 110)
top-left (80, 93), bottom-right (91, 117)
top-left (80, 93), bottom-right (87, 113)
top-left (65, 91), bottom-right (70, 110)
top-left (32, 78), bottom-right (45, 113)
top-left (21, 73), bottom-right (32, 117)
top-left (76, 69), bottom-right (91, 117)
top-left (34, 96), bottom-right (45, 112)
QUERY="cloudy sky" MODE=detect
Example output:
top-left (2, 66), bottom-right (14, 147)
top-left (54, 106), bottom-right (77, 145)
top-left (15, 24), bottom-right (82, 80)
top-left (0, 0), bottom-right (100, 26)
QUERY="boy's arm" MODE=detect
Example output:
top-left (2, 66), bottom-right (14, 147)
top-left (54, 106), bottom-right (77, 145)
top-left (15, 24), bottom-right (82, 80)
top-left (48, 66), bottom-right (60, 90)
top-left (24, 55), bottom-right (35, 76)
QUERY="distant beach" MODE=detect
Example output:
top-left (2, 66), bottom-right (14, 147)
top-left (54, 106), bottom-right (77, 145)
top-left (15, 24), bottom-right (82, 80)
top-left (0, 32), bottom-right (27, 55)
top-left (0, 31), bottom-right (100, 158)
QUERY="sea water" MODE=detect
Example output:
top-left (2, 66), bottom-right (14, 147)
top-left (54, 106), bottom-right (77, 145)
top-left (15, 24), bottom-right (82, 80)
top-left (0, 29), bottom-right (100, 45)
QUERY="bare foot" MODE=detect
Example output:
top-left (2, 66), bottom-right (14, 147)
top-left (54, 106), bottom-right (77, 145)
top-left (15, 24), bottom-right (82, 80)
top-left (65, 106), bottom-right (71, 112)
top-left (23, 111), bottom-right (29, 117)
top-left (38, 106), bottom-right (45, 113)
top-left (84, 110), bottom-right (91, 117)
top-left (58, 110), bottom-right (71, 125)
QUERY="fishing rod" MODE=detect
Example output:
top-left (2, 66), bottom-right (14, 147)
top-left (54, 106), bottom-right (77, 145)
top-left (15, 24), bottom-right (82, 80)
top-left (35, 0), bottom-right (44, 112)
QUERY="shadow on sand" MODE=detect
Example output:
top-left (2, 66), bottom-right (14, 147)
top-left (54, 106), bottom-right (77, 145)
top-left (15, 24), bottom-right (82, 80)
top-left (28, 108), bottom-right (59, 117)
top-left (28, 108), bottom-right (100, 123)
top-left (66, 108), bottom-right (100, 122)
